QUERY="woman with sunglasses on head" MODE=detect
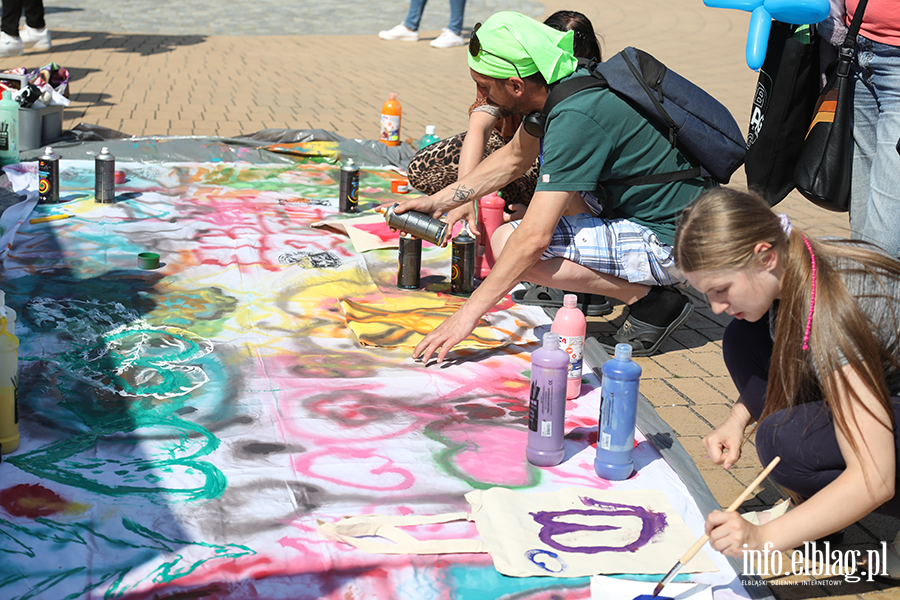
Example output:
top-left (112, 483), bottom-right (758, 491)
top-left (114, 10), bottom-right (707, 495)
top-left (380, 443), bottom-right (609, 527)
top-left (674, 188), bottom-right (900, 573)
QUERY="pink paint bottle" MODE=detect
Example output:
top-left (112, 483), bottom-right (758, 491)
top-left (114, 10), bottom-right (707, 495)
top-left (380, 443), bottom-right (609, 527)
top-left (551, 294), bottom-right (587, 399)
top-left (477, 193), bottom-right (505, 278)
top-left (526, 332), bottom-right (569, 467)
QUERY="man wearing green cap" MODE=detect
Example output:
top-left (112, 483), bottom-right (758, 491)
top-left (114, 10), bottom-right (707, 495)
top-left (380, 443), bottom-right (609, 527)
top-left (395, 11), bottom-right (711, 364)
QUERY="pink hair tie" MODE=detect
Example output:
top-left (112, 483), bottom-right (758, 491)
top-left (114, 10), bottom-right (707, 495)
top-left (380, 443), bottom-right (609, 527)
top-left (801, 235), bottom-right (816, 351)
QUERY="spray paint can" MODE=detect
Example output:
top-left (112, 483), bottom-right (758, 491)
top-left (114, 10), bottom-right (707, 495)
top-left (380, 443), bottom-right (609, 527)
top-left (397, 232), bottom-right (422, 290)
top-left (384, 203), bottom-right (448, 246)
top-left (38, 146), bottom-right (59, 204)
top-left (95, 147), bottom-right (115, 203)
top-left (339, 158), bottom-right (359, 213)
top-left (451, 228), bottom-right (476, 296)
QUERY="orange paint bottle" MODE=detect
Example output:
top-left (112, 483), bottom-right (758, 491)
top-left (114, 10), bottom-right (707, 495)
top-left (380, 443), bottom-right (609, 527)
top-left (380, 93), bottom-right (402, 146)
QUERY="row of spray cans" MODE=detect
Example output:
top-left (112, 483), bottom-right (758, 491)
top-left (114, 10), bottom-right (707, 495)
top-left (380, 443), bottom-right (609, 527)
top-left (382, 193), bottom-right (505, 294)
top-left (383, 203), bottom-right (477, 296)
top-left (525, 294), bottom-right (641, 480)
top-left (37, 146), bottom-right (118, 204)
top-left (0, 291), bottom-right (19, 457)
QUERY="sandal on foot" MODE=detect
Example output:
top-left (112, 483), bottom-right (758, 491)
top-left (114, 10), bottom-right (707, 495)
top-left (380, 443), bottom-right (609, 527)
top-left (596, 299), bottom-right (693, 357)
top-left (511, 284), bottom-right (612, 317)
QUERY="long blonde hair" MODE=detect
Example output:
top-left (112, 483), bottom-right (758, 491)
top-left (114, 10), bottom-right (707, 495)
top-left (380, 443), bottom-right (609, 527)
top-left (675, 189), bottom-right (899, 470)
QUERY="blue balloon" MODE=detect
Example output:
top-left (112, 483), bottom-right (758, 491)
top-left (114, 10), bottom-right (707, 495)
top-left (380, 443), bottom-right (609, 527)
top-left (764, 0), bottom-right (829, 24)
top-left (705, 0), bottom-right (830, 69)
top-left (702, 0), bottom-right (762, 10)
top-left (746, 6), bottom-right (771, 71)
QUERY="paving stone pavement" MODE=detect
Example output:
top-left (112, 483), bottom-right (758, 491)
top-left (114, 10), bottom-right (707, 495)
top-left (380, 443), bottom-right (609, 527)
top-left (4, 1), bottom-right (898, 598)
top-left (43, 0), bottom-right (545, 36)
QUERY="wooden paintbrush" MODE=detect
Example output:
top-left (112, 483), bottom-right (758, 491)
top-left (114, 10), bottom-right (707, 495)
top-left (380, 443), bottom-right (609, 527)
top-left (636, 456), bottom-right (781, 600)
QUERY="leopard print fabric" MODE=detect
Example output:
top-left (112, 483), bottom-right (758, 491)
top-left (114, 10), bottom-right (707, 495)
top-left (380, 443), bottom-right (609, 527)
top-left (406, 130), bottom-right (540, 208)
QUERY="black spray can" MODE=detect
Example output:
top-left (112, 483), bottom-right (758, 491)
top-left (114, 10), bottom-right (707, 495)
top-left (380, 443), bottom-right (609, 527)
top-left (339, 158), bottom-right (359, 213)
top-left (397, 232), bottom-right (422, 290)
top-left (95, 147), bottom-right (115, 203)
top-left (38, 146), bottom-right (59, 204)
top-left (451, 229), bottom-right (476, 296)
top-left (384, 203), bottom-right (448, 246)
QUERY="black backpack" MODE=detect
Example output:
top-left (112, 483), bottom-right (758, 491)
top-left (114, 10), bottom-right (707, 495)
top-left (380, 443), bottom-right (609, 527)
top-left (525, 48), bottom-right (746, 187)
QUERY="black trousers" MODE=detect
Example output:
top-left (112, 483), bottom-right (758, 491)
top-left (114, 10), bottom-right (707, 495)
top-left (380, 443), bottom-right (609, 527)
top-left (1, 0), bottom-right (44, 38)
top-left (722, 314), bottom-right (900, 516)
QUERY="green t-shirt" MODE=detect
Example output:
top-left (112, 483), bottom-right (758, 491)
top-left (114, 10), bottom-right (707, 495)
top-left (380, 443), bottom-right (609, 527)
top-left (534, 68), bottom-right (711, 245)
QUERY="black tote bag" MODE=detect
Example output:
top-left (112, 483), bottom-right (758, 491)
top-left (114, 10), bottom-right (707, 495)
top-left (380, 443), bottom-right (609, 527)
top-left (793, 0), bottom-right (868, 212)
top-left (745, 21), bottom-right (821, 206)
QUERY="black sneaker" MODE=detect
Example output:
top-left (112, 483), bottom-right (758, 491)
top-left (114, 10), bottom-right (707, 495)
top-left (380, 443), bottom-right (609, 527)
top-left (595, 286), bottom-right (692, 357)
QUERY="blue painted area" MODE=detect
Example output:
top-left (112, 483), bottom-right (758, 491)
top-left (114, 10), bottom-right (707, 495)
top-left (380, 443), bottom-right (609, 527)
top-left (447, 565), bottom-right (590, 599)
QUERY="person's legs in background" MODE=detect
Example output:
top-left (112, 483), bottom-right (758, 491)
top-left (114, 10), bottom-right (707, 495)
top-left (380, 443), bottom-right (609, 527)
top-left (19, 0), bottom-right (49, 50)
top-left (378, 0), bottom-right (426, 41)
top-left (850, 36), bottom-right (900, 256)
top-left (447, 0), bottom-right (465, 36)
top-left (402, 0), bottom-right (427, 32)
top-left (430, 0), bottom-right (466, 48)
top-left (0, 0), bottom-right (24, 56)
top-left (0, 0), bottom-right (49, 55)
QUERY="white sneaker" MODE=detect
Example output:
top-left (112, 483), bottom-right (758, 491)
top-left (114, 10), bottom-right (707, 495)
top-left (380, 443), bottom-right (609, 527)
top-left (0, 32), bottom-right (23, 57)
top-left (430, 29), bottom-right (465, 48)
top-left (20, 25), bottom-right (51, 51)
top-left (378, 24), bottom-right (418, 41)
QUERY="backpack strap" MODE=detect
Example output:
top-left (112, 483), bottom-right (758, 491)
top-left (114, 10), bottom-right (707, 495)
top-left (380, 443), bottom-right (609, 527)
top-left (541, 57), bottom-right (704, 197)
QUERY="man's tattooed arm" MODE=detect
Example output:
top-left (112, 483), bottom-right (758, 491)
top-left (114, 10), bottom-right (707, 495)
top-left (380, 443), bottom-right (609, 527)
top-left (449, 184), bottom-right (477, 204)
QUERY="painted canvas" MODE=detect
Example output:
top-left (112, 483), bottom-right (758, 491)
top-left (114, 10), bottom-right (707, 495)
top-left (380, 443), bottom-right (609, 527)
top-left (0, 157), bottom-right (742, 600)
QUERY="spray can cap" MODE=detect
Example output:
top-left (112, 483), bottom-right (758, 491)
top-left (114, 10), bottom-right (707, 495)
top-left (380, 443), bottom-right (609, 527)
top-left (100, 147), bottom-right (109, 155)
top-left (425, 125), bottom-right (436, 135)
top-left (563, 294), bottom-right (577, 309)
top-left (345, 158), bottom-right (355, 166)
top-left (44, 146), bottom-right (52, 154)
top-left (542, 331), bottom-right (560, 348)
top-left (614, 343), bottom-right (633, 361)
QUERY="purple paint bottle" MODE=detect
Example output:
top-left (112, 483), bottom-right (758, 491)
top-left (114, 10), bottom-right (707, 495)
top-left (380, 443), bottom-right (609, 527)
top-left (594, 343), bottom-right (641, 480)
top-left (526, 332), bottom-right (569, 467)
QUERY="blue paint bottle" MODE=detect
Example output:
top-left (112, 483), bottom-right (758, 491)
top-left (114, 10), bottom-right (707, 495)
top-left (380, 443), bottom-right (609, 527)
top-left (594, 343), bottom-right (641, 480)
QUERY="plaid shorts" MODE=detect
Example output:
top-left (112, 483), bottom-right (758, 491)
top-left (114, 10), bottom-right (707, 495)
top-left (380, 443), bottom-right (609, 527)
top-left (510, 213), bottom-right (682, 287)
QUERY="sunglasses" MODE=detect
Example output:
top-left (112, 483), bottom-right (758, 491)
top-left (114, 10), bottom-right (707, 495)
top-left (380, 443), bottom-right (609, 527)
top-left (469, 22), bottom-right (522, 79)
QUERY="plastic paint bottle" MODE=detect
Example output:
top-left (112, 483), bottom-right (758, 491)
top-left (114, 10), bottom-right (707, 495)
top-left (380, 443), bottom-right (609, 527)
top-left (594, 343), bottom-right (642, 480)
top-left (1, 290), bottom-right (15, 335)
top-left (0, 90), bottom-right (19, 167)
top-left (0, 290), bottom-right (20, 455)
top-left (476, 193), bottom-right (505, 278)
top-left (418, 125), bottom-right (440, 150)
top-left (526, 331), bottom-right (569, 467)
top-left (379, 93), bottom-right (402, 147)
top-left (551, 294), bottom-right (587, 399)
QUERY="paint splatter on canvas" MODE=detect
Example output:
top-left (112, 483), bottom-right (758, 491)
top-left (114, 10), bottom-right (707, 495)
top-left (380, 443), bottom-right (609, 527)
top-left (0, 157), bottom-right (738, 599)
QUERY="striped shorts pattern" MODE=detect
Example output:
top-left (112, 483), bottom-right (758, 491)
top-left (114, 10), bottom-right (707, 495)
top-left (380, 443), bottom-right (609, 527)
top-left (510, 213), bottom-right (682, 287)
